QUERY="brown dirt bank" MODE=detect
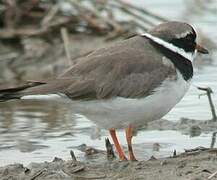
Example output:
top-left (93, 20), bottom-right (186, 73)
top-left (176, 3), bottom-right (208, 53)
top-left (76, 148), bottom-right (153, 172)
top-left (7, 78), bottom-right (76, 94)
top-left (1, 148), bottom-right (217, 180)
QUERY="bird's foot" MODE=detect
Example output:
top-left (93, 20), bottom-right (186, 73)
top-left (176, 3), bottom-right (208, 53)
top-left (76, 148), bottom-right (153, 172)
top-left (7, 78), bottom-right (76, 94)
top-left (128, 153), bottom-right (137, 161)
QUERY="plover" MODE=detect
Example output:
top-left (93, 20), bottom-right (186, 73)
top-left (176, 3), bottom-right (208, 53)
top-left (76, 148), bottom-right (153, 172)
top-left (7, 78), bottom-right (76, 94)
top-left (0, 21), bottom-right (209, 161)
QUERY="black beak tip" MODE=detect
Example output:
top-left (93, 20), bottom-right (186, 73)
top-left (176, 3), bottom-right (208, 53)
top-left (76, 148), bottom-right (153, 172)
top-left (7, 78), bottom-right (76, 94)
top-left (196, 44), bottom-right (209, 54)
top-left (200, 48), bottom-right (209, 54)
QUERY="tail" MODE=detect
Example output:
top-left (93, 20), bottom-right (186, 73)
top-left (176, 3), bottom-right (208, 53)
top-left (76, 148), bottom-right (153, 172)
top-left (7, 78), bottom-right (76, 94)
top-left (0, 81), bottom-right (46, 102)
top-left (0, 79), bottom-right (74, 102)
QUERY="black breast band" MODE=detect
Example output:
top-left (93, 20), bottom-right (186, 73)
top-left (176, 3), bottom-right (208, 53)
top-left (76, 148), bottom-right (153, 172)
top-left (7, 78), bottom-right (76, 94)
top-left (143, 35), bottom-right (193, 81)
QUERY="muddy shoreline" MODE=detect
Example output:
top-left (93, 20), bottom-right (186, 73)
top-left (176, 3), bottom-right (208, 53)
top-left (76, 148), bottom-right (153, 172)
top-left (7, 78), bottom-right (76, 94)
top-left (1, 148), bottom-right (217, 180)
top-left (1, 118), bottom-right (217, 180)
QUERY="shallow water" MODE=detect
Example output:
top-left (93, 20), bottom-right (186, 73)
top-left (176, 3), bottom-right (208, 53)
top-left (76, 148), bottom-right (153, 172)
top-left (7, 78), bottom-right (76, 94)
top-left (0, 0), bottom-right (217, 166)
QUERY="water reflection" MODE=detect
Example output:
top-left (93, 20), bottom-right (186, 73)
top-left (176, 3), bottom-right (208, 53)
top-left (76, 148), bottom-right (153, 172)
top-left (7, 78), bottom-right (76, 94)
top-left (0, 98), bottom-right (217, 165)
top-left (0, 100), bottom-right (76, 131)
top-left (0, 100), bottom-right (78, 154)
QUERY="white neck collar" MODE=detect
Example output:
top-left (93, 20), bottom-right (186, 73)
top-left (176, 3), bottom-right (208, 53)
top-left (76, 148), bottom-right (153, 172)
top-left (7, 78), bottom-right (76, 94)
top-left (142, 33), bottom-right (197, 62)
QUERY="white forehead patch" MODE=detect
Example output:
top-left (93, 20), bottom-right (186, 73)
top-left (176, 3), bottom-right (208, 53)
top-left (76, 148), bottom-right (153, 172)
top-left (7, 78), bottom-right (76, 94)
top-left (142, 33), bottom-right (197, 62)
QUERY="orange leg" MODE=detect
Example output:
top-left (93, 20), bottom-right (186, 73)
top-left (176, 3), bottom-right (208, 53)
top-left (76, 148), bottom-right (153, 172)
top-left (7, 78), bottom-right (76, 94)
top-left (125, 125), bottom-right (137, 161)
top-left (109, 129), bottom-right (127, 161)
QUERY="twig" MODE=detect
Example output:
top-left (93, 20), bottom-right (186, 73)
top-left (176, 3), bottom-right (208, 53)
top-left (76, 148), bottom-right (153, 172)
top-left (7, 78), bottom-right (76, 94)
top-left (173, 150), bottom-right (177, 157)
top-left (70, 150), bottom-right (77, 161)
top-left (208, 170), bottom-right (217, 179)
top-left (110, 3), bottom-right (155, 27)
top-left (210, 132), bottom-right (217, 149)
top-left (112, 0), bottom-right (168, 22)
top-left (61, 27), bottom-right (73, 65)
top-left (81, 14), bottom-right (108, 33)
top-left (30, 168), bottom-right (47, 180)
top-left (73, 174), bottom-right (106, 179)
top-left (71, 1), bottom-right (124, 34)
top-left (184, 146), bottom-right (208, 153)
top-left (71, 165), bottom-right (85, 173)
top-left (105, 138), bottom-right (116, 160)
top-left (198, 87), bottom-right (217, 121)
top-left (0, 17), bottom-right (73, 38)
top-left (41, 5), bottom-right (59, 26)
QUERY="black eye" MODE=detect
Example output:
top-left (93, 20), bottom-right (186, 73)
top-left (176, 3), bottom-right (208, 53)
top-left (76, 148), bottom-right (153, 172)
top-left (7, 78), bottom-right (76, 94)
top-left (189, 33), bottom-right (196, 41)
top-left (185, 34), bottom-right (194, 41)
top-left (170, 33), bottom-right (196, 53)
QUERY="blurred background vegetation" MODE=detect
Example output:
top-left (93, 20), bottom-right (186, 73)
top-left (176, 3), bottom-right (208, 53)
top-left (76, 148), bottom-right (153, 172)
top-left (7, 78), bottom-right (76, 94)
top-left (0, 0), bottom-right (215, 85)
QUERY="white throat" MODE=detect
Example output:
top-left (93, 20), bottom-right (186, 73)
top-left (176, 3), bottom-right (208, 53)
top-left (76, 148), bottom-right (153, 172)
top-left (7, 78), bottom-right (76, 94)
top-left (142, 33), bottom-right (197, 62)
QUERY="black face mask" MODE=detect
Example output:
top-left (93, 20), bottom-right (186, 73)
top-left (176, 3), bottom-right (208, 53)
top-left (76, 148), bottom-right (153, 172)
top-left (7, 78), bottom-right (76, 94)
top-left (170, 33), bottom-right (196, 53)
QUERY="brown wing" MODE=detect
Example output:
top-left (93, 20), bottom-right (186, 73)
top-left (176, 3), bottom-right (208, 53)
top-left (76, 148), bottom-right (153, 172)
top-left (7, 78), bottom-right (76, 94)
top-left (58, 36), bottom-right (176, 100)
top-left (0, 36), bottom-right (176, 101)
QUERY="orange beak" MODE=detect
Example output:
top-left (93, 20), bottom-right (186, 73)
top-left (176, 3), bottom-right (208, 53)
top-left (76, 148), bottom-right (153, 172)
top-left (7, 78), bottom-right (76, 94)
top-left (196, 44), bottom-right (209, 54)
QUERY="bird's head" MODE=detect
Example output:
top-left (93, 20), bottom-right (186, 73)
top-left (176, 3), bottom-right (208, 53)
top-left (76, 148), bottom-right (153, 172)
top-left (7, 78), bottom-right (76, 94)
top-left (148, 21), bottom-right (208, 60)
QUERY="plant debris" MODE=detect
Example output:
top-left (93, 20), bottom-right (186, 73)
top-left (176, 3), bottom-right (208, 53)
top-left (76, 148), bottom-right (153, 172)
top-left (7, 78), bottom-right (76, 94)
top-left (1, 148), bottom-right (217, 180)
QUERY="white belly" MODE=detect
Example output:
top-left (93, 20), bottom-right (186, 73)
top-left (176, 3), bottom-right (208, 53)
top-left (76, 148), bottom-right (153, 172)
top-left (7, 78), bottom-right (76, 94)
top-left (22, 72), bottom-right (190, 129)
top-left (70, 72), bottom-right (190, 129)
